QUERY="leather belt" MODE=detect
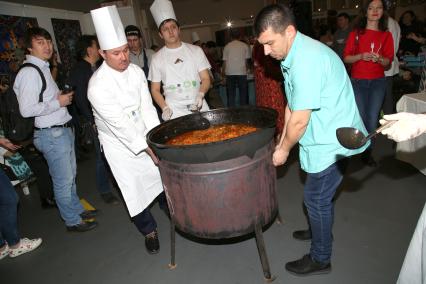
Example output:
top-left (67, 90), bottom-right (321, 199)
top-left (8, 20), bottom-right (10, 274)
top-left (34, 121), bottom-right (72, 130)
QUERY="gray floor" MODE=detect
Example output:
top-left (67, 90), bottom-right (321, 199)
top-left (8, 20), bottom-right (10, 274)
top-left (1, 135), bottom-right (425, 284)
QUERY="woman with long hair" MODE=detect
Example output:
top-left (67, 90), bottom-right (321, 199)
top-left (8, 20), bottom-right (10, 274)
top-left (343, 0), bottom-right (394, 166)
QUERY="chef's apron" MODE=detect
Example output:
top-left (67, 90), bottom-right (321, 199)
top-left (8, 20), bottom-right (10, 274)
top-left (162, 46), bottom-right (209, 118)
top-left (96, 65), bottom-right (163, 217)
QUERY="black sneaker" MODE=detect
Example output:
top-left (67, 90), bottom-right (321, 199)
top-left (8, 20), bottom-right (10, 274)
top-left (285, 254), bottom-right (331, 276)
top-left (80, 210), bottom-right (99, 220)
top-left (66, 220), bottom-right (98, 232)
top-left (293, 229), bottom-right (312, 241)
top-left (101, 192), bottom-right (119, 205)
top-left (145, 230), bottom-right (160, 254)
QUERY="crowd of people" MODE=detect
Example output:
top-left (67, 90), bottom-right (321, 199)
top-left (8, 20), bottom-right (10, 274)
top-left (0, 0), bottom-right (425, 280)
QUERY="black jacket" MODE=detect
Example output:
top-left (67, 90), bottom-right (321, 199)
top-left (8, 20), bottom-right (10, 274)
top-left (68, 60), bottom-right (97, 123)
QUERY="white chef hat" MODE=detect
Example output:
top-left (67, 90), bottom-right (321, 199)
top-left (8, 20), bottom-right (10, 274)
top-left (90, 5), bottom-right (127, 50)
top-left (150, 0), bottom-right (177, 28)
top-left (191, 32), bottom-right (200, 43)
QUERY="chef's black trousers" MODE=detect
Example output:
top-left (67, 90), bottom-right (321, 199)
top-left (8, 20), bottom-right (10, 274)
top-left (132, 192), bottom-right (168, 235)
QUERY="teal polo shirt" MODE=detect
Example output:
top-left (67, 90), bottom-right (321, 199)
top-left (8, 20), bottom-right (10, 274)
top-left (281, 32), bottom-right (368, 173)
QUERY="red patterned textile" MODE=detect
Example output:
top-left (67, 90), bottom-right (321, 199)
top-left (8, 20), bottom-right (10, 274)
top-left (252, 41), bottom-right (286, 136)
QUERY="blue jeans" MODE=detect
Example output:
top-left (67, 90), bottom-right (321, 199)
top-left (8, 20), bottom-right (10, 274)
top-left (304, 158), bottom-right (348, 264)
top-left (226, 75), bottom-right (248, 107)
top-left (94, 135), bottom-right (112, 195)
top-left (33, 127), bottom-right (84, 226)
top-left (0, 168), bottom-right (20, 247)
top-left (351, 77), bottom-right (387, 140)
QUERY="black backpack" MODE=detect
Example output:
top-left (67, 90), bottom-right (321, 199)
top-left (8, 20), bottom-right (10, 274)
top-left (0, 63), bottom-right (46, 143)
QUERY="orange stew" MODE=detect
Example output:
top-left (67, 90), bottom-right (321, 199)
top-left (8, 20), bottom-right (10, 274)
top-left (166, 124), bottom-right (258, 146)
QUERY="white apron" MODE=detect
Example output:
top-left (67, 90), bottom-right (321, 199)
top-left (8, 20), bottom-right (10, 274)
top-left (88, 62), bottom-right (163, 217)
top-left (160, 44), bottom-right (210, 118)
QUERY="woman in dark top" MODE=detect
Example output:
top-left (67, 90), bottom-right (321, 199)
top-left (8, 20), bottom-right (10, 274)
top-left (398, 10), bottom-right (424, 56)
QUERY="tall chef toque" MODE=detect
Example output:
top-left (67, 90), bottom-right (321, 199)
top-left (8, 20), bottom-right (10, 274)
top-left (90, 5), bottom-right (127, 50)
top-left (191, 32), bottom-right (200, 43)
top-left (150, 0), bottom-right (177, 28)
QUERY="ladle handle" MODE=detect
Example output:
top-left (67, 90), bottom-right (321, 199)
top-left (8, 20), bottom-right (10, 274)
top-left (365, 120), bottom-right (397, 141)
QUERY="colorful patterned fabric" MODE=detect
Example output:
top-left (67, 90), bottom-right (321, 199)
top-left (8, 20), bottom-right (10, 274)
top-left (252, 41), bottom-right (286, 136)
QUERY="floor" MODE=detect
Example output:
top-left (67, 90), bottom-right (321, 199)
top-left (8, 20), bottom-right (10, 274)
top-left (1, 135), bottom-right (425, 284)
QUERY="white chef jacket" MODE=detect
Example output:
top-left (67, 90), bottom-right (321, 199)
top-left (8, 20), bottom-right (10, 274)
top-left (148, 42), bottom-right (211, 118)
top-left (88, 62), bottom-right (163, 217)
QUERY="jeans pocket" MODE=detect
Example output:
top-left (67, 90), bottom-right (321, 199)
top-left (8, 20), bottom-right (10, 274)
top-left (51, 128), bottom-right (63, 138)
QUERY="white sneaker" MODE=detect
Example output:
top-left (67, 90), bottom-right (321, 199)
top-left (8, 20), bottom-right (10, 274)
top-left (8, 238), bottom-right (42, 258)
top-left (0, 244), bottom-right (9, 260)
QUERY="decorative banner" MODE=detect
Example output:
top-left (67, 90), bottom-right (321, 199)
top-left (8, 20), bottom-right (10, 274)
top-left (0, 14), bottom-right (38, 84)
top-left (51, 18), bottom-right (82, 78)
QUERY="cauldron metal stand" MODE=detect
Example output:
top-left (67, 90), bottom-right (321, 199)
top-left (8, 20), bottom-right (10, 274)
top-left (167, 214), bottom-right (282, 282)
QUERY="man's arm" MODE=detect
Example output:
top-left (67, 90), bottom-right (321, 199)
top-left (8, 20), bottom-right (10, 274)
top-left (150, 81), bottom-right (167, 110)
top-left (273, 108), bottom-right (311, 166)
top-left (198, 69), bottom-right (211, 94)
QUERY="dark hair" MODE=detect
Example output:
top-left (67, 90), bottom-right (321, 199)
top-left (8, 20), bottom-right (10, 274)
top-left (206, 41), bottom-right (216, 48)
top-left (398, 10), bottom-right (417, 26)
top-left (230, 28), bottom-right (240, 39)
top-left (337, 12), bottom-right (350, 20)
top-left (75, 35), bottom-right (98, 61)
top-left (125, 25), bottom-right (142, 38)
top-left (24, 27), bottom-right (52, 50)
top-left (159, 19), bottom-right (180, 31)
top-left (254, 4), bottom-right (295, 37)
top-left (356, 0), bottom-right (388, 32)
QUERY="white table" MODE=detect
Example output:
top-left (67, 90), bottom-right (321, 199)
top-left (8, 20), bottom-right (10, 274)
top-left (396, 92), bottom-right (426, 175)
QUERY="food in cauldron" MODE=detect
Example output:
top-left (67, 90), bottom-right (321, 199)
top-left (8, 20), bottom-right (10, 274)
top-left (166, 123), bottom-right (258, 146)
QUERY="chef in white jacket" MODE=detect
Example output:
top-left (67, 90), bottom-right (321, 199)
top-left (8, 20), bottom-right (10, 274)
top-left (148, 0), bottom-right (211, 120)
top-left (88, 5), bottom-right (166, 254)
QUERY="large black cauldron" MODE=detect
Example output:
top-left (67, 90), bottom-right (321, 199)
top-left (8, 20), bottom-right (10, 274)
top-left (146, 106), bottom-right (279, 281)
top-left (147, 106), bottom-right (277, 163)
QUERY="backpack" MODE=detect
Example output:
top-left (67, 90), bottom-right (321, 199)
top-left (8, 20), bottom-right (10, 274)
top-left (0, 63), bottom-right (46, 143)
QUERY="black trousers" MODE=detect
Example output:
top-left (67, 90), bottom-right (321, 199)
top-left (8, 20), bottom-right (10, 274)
top-left (132, 192), bottom-right (168, 235)
top-left (19, 145), bottom-right (54, 200)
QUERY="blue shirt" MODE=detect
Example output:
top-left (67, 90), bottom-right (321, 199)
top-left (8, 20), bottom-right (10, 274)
top-left (13, 55), bottom-right (71, 128)
top-left (281, 32), bottom-right (368, 173)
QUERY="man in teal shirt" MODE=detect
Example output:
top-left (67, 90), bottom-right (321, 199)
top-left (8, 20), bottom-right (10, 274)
top-left (255, 4), bottom-right (368, 276)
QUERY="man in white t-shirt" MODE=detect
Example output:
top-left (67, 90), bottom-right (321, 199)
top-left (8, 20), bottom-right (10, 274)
top-left (222, 29), bottom-right (251, 107)
top-left (148, 0), bottom-right (211, 120)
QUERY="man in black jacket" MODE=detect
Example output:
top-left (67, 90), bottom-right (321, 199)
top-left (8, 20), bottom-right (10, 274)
top-left (68, 35), bottom-right (119, 204)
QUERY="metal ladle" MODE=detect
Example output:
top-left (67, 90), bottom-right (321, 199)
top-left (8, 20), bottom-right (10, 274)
top-left (189, 108), bottom-right (210, 130)
top-left (336, 121), bottom-right (396, 149)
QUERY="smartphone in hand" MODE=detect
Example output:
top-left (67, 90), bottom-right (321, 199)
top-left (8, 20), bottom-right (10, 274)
top-left (63, 84), bottom-right (74, 94)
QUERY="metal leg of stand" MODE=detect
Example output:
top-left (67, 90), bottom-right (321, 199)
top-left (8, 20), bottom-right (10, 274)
top-left (169, 218), bottom-right (177, 269)
top-left (254, 222), bottom-right (276, 282)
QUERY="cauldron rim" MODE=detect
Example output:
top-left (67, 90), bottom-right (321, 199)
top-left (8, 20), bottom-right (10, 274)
top-left (146, 106), bottom-right (277, 163)
top-left (147, 106), bottom-right (277, 149)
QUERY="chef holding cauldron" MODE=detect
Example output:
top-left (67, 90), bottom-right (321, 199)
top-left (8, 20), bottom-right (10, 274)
top-left (88, 5), bottom-right (167, 255)
top-left (148, 0), bottom-right (211, 120)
